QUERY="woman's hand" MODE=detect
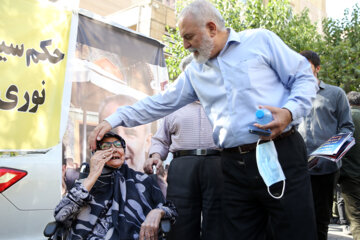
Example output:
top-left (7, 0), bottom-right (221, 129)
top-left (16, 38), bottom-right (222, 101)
top-left (139, 209), bottom-right (165, 240)
top-left (82, 149), bottom-right (113, 191)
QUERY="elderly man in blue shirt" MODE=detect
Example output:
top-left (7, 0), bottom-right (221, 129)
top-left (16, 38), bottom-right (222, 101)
top-left (89, 0), bottom-right (318, 239)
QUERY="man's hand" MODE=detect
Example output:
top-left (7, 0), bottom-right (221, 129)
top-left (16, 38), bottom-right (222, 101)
top-left (143, 153), bottom-right (162, 174)
top-left (253, 105), bottom-right (292, 140)
top-left (139, 209), bottom-right (165, 240)
top-left (88, 121), bottom-right (112, 151)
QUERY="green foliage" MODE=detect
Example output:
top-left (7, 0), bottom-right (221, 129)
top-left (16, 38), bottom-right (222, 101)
top-left (318, 4), bottom-right (360, 91)
top-left (234, 0), bottom-right (321, 51)
top-left (162, 0), bottom-right (192, 80)
top-left (163, 0), bottom-right (360, 91)
top-left (163, 26), bottom-right (184, 80)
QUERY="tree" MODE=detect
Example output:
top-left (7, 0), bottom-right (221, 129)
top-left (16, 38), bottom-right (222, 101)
top-left (163, 0), bottom-right (320, 81)
top-left (318, 4), bottom-right (360, 91)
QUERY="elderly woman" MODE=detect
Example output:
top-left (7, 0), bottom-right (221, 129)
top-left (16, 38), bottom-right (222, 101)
top-left (54, 132), bottom-right (177, 240)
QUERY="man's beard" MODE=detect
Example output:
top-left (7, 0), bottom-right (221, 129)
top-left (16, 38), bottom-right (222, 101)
top-left (189, 34), bottom-right (214, 64)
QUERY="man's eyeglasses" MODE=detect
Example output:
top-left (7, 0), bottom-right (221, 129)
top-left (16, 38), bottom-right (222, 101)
top-left (99, 140), bottom-right (123, 150)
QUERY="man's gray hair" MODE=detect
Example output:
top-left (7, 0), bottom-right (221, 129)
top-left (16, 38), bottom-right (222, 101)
top-left (179, 0), bottom-right (225, 30)
top-left (179, 55), bottom-right (193, 71)
top-left (347, 91), bottom-right (360, 106)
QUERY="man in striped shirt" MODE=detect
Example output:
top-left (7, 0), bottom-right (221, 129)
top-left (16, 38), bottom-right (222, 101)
top-left (143, 55), bottom-right (223, 240)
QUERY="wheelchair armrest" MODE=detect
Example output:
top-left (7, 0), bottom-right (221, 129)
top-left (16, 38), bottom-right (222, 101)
top-left (43, 221), bottom-right (58, 237)
top-left (160, 219), bottom-right (171, 233)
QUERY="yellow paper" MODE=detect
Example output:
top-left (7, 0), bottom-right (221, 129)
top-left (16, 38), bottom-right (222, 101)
top-left (0, 0), bottom-right (72, 150)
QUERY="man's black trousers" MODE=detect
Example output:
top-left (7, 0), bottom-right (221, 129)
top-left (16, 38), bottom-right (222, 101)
top-left (166, 155), bottom-right (223, 240)
top-left (311, 171), bottom-right (338, 240)
top-left (221, 131), bottom-right (317, 240)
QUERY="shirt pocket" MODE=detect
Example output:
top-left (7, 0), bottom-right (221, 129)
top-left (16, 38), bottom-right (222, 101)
top-left (222, 57), bottom-right (262, 91)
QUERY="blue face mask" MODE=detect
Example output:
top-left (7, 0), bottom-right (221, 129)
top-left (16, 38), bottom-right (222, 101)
top-left (256, 140), bottom-right (286, 199)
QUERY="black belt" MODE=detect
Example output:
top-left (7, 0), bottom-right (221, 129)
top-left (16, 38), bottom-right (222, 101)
top-left (223, 127), bottom-right (296, 154)
top-left (173, 149), bottom-right (221, 158)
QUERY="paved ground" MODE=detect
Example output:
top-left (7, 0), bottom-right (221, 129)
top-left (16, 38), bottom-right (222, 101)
top-left (328, 224), bottom-right (353, 240)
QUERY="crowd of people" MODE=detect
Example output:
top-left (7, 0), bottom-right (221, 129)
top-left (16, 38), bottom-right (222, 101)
top-left (56, 0), bottom-right (360, 239)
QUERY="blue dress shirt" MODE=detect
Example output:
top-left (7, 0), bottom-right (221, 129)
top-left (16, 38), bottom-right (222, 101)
top-left (106, 28), bottom-right (318, 148)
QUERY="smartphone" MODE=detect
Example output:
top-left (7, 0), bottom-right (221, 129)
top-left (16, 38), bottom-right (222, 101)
top-left (248, 125), bottom-right (271, 136)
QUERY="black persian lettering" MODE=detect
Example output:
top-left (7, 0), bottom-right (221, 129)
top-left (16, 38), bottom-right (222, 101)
top-left (26, 39), bottom-right (64, 67)
top-left (17, 92), bottom-right (30, 112)
top-left (28, 80), bottom-right (45, 113)
top-left (0, 85), bottom-right (18, 110)
top-left (0, 41), bottom-right (24, 57)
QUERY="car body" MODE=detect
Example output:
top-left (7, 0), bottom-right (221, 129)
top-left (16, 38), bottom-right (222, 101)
top-left (0, 145), bottom-right (62, 240)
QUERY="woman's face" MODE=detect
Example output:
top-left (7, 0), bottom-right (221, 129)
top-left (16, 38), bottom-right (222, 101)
top-left (99, 137), bottom-right (125, 168)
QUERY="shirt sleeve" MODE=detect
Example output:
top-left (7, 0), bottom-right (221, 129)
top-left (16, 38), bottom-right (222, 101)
top-left (336, 88), bottom-right (355, 133)
top-left (148, 117), bottom-right (172, 160)
top-left (54, 182), bottom-right (92, 224)
top-left (263, 29), bottom-right (318, 121)
top-left (106, 74), bottom-right (198, 128)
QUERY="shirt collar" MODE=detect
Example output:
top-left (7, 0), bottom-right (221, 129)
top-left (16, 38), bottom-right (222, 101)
top-left (227, 28), bottom-right (241, 43)
top-left (218, 28), bottom-right (241, 56)
top-left (318, 80), bottom-right (326, 90)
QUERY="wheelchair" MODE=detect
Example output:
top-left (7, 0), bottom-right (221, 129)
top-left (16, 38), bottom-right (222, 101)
top-left (44, 163), bottom-right (171, 240)
top-left (43, 219), bottom-right (171, 240)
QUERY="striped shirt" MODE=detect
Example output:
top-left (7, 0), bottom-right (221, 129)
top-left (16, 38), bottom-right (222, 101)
top-left (149, 102), bottom-right (217, 160)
